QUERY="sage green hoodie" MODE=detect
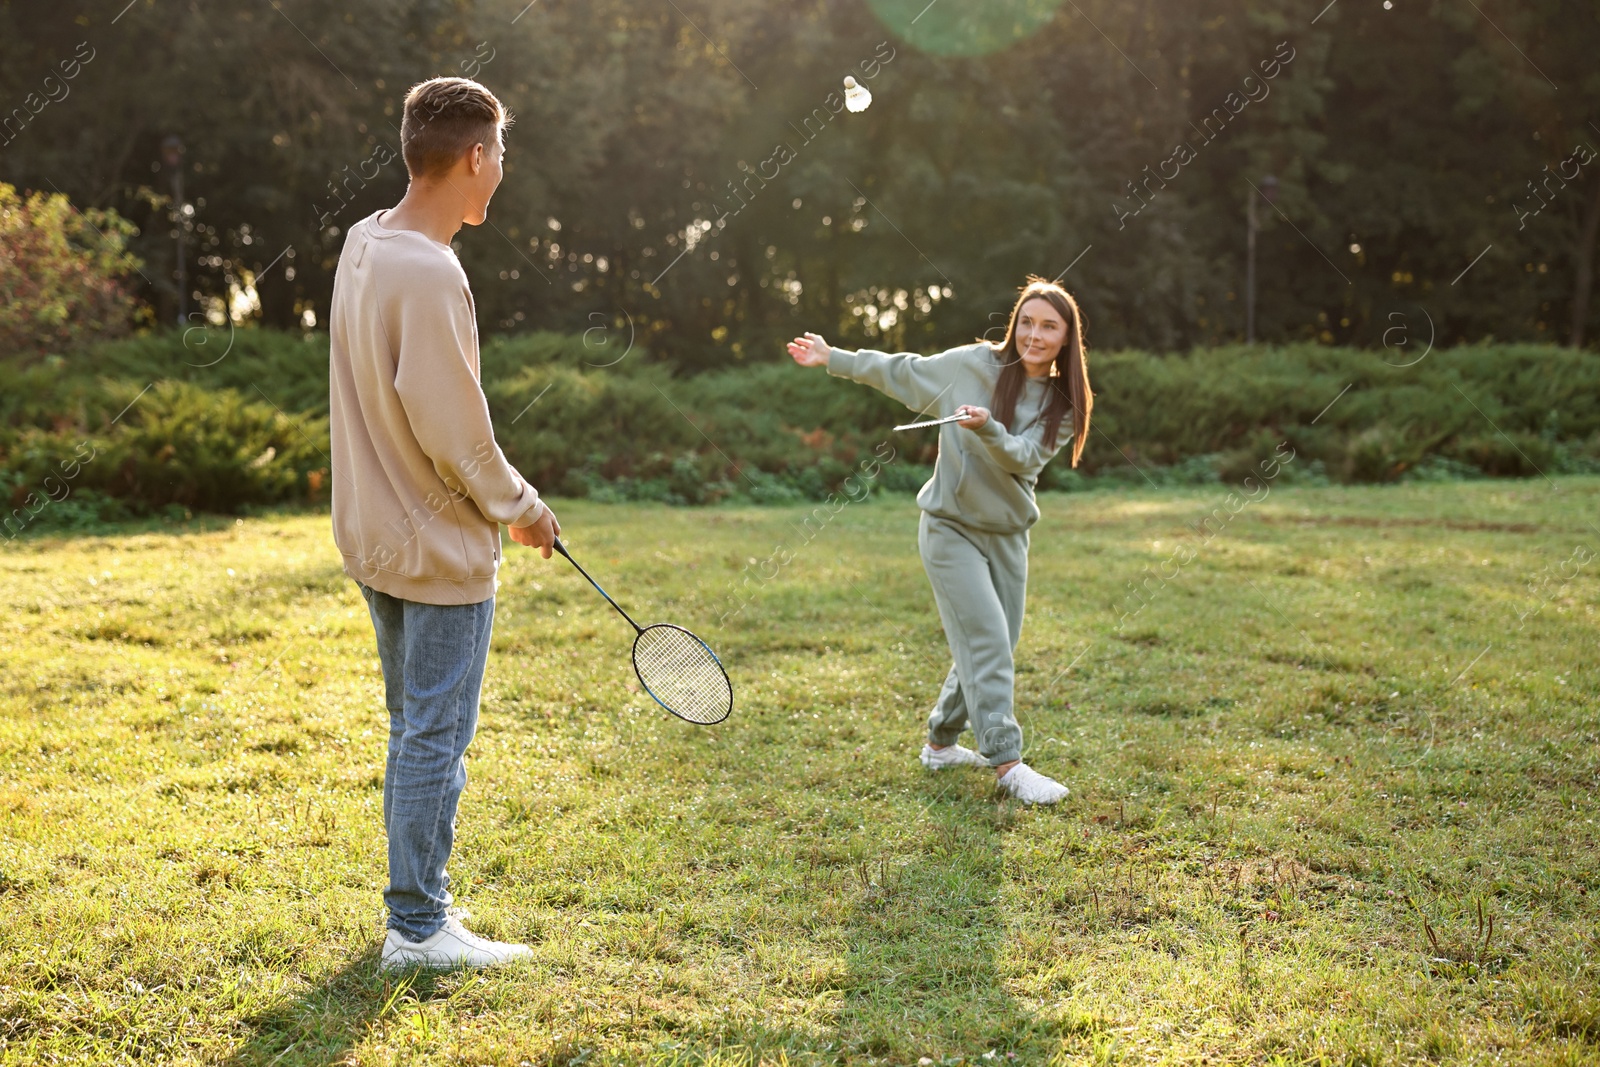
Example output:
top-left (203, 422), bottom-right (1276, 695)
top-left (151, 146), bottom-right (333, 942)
top-left (827, 342), bottom-right (1069, 533)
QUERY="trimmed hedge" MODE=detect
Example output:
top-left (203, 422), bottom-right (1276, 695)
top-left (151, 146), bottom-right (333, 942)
top-left (4, 330), bottom-right (1599, 528)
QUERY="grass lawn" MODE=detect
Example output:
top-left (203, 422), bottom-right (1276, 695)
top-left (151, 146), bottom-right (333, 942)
top-left (1, 479), bottom-right (1598, 1066)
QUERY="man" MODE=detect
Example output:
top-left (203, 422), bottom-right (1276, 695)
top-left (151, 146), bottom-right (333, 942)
top-left (328, 76), bottom-right (556, 969)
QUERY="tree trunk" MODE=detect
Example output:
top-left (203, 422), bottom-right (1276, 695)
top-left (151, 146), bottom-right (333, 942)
top-left (1570, 176), bottom-right (1600, 349)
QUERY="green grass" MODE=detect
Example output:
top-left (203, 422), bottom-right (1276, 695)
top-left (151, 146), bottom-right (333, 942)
top-left (1, 480), bottom-right (1598, 1066)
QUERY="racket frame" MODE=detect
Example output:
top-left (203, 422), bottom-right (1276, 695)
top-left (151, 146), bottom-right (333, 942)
top-left (551, 538), bottom-right (733, 726)
top-left (893, 411), bottom-right (969, 432)
top-left (631, 622), bottom-right (732, 725)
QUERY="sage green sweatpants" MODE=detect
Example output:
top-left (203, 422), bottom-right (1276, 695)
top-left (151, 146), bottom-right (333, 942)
top-left (918, 511), bottom-right (1029, 766)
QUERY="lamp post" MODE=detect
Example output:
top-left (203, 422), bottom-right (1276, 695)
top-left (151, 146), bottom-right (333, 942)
top-left (162, 135), bottom-right (187, 327)
top-left (1246, 174), bottom-right (1278, 344)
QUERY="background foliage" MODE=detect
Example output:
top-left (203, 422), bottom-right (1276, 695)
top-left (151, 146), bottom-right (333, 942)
top-left (0, 183), bottom-right (140, 359)
top-left (2, 0), bottom-right (1598, 365)
top-left (4, 0), bottom-right (1600, 520)
top-left (5, 329), bottom-right (1598, 526)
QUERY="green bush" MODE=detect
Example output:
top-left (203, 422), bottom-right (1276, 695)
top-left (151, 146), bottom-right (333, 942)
top-left (5, 330), bottom-right (1600, 523)
top-left (55, 328), bottom-right (336, 418)
top-left (2, 378), bottom-right (327, 534)
top-left (1080, 342), bottom-right (1600, 482)
top-left (0, 184), bottom-right (141, 361)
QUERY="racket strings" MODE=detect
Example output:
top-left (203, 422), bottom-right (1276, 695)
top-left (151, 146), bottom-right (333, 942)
top-left (633, 624), bottom-right (731, 725)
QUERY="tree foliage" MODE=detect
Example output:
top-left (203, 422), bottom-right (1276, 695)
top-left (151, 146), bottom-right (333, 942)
top-left (0, 182), bottom-right (139, 360)
top-left (1, 0), bottom-right (1597, 363)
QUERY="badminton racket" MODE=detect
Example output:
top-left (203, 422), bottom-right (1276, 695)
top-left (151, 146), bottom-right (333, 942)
top-left (893, 411), bottom-right (970, 432)
top-left (552, 538), bottom-right (732, 726)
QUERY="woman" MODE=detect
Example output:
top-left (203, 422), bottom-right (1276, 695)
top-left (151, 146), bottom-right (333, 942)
top-left (787, 277), bottom-right (1092, 804)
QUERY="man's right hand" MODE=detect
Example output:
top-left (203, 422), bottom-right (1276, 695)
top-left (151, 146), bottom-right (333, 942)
top-left (508, 503), bottom-right (560, 558)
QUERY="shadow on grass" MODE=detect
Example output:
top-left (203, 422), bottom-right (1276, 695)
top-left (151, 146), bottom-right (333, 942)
top-left (831, 774), bottom-right (1048, 1064)
top-left (223, 950), bottom-right (450, 1067)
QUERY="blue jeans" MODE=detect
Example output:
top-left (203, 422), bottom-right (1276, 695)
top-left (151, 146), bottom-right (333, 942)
top-left (356, 582), bottom-right (496, 942)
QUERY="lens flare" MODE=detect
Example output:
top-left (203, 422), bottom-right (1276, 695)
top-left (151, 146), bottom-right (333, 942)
top-left (866, 0), bottom-right (1067, 58)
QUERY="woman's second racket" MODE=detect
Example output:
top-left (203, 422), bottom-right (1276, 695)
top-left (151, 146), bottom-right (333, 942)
top-left (551, 538), bottom-right (732, 725)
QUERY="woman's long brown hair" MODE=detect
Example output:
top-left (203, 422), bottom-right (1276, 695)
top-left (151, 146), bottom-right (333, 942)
top-left (983, 277), bottom-right (1093, 467)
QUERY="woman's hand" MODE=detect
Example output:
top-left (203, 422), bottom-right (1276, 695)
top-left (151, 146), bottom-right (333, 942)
top-left (786, 332), bottom-right (831, 368)
top-left (956, 404), bottom-right (990, 430)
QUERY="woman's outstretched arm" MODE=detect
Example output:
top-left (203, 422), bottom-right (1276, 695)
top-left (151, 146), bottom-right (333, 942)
top-left (787, 331), bottom-right (965, 416)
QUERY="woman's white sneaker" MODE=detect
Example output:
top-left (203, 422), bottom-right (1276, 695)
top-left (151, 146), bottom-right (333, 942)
top-left (920, 743), bottom-right (988, 770)
top-left (380, 916), bottom-right (532, 970)
top-left (997, 763), bottom-right (1069, 805)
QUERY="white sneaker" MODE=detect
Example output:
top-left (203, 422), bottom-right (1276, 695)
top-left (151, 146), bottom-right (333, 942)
top-left (920, 743), bottom-right (988, 770)
top-left (997, 763), bottom-right (1069, 805)
top-left (379, 916), bottom-right (532, 971)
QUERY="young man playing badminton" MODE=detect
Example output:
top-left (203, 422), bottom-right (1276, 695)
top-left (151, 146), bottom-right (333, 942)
top-left (787, 277), bottom-right (1092, 804)
top-left (329, 76), bottom-right (558, 968)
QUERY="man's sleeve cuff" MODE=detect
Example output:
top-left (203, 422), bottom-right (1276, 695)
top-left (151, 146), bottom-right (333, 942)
top-left (511, 498), bottom-right (546, 528)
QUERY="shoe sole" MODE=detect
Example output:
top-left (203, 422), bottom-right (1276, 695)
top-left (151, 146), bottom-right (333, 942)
top-left (999, 789), bottom-right (1069, 805)
top-left (920, 750), bottom-right (987, 771)
top-left (379, 952), bottom-right (530, 971)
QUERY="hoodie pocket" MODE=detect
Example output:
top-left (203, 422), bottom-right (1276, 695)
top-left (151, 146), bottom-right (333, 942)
top-left (952, 442), bottom-right (1031, 528)
top-left (950, 450), bottom-right (983, 517)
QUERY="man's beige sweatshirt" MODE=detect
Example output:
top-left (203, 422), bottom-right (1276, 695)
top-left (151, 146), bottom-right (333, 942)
top-left (329, 210), bottom-right (545, 605)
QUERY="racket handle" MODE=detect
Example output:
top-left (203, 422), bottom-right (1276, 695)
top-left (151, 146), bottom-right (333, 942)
top-left (550, 537), bottom-right (642, 632)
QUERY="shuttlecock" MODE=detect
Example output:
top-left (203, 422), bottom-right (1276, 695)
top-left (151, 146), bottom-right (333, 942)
top-left (843, 76), bottom-right (872, 113)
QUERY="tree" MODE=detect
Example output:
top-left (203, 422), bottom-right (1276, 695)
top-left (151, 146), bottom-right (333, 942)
top-left (0, 183), bottom-right (140, 359)
top-left (2, 0), bottom-right (1596, 362)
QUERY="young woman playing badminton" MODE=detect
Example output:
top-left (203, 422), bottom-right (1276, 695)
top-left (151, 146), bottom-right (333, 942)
top-left (787, 277), bottom-right (1092, 804)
